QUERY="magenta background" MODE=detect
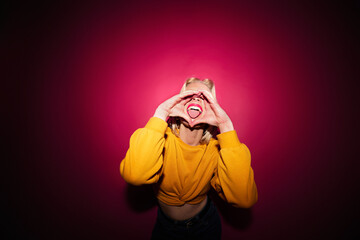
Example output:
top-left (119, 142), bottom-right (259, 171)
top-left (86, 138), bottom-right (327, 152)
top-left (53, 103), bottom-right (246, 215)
top-left (3, 1), bottom-right (359, 239)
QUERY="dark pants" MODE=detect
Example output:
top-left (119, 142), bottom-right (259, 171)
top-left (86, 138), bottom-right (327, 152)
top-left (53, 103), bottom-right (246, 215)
top-left (151, 198), bottom-right (222, 240)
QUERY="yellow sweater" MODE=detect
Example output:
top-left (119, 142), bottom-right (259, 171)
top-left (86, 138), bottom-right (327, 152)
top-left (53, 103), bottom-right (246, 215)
top-left (120, 117), bottom-right (258, 208)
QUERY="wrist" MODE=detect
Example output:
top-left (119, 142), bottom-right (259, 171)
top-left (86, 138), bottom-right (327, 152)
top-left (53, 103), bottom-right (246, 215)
top-left (218, 121), bottom-right (234, 133)
top-left (153, 108), bottom-right (168, 121)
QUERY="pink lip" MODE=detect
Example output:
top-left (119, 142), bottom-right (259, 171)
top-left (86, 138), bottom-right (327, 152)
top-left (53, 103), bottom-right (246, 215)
top-left (187, 103), bottom-right (203, 112)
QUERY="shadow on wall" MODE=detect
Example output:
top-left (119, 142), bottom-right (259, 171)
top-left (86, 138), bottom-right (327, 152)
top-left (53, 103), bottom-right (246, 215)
top-left (209, 188), bottom-right (253, 230)
top-left (125, 184), bottom-right (157, 212)
top-left (125, 184), bottom-right (252, 230)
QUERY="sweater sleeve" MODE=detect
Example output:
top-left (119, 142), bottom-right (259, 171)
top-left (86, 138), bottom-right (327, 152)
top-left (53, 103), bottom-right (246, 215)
top-left (120, 117), bottom-right (167, 186)
top-left (211, 130), bottom-right (258, 208)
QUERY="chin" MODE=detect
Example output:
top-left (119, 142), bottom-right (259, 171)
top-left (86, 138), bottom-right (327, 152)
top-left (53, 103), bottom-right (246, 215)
top-left (180, 119), bottom-right (207, 130)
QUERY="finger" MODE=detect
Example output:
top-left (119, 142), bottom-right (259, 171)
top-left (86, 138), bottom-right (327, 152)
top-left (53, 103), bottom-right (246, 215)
top-left (200, 91), bottom-right (223, 114)
top-left (166, 91), bottom-right (196, 108)
top-left (171, 91), bottom-right (198, 106)
top-left (202, 96), bottom-right (223, 117)
top-left (170, 99), bottom-right (188, 112)
top-left (179, 90), bottom-right (198, 99)
top-left (169, 104), bottom-right (191, 124)
top-left (199, 90), bottom-right (216, 104)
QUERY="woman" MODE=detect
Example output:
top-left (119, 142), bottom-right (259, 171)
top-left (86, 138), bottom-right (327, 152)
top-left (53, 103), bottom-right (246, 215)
top-left (120, 78), bottom-right (258, 239)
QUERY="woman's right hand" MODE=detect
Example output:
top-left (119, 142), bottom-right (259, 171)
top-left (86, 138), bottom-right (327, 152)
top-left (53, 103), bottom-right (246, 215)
top-left (153, 90), bottom-right (198, 121)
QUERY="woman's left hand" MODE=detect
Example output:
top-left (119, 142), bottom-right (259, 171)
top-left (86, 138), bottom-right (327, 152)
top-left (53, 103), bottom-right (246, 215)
top-left (191, 90), bottom-right (234, 133)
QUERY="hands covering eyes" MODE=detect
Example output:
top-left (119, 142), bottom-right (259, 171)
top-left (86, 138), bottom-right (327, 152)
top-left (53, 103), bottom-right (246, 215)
top-left (154, 90), bottom-right (234, 133)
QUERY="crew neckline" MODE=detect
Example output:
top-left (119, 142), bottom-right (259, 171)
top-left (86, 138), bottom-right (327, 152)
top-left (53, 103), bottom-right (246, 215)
top-left (166, 127), bottom-right (212, 148)
top-left (174, 134), bottom-right (207, 149)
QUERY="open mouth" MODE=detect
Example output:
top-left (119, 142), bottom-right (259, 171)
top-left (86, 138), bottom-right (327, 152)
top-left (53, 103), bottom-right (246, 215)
top-left (187, 103), bottom-right (203, 119)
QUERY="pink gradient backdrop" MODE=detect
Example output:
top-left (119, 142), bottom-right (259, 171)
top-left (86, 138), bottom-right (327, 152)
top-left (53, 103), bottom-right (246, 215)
top-left (4, 1), bottom-right (359, 239)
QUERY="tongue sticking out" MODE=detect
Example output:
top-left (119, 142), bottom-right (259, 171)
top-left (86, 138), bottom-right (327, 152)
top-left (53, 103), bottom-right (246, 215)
top-left (188, 109), bottom-right (201, 119)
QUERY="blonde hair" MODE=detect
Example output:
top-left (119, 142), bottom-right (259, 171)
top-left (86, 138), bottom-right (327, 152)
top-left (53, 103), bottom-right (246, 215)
top-left (168, 77), bottom-right (219, 144)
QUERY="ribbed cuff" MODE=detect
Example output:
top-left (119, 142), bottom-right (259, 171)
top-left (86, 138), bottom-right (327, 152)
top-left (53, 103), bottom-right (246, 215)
top-left (145, 117), bottom-right (168, 134)
top-left (217, 130), bottom-right (242, 148)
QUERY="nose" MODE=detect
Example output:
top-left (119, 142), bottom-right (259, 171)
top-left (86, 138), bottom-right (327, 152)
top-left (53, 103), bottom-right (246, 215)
top-left (192, 97), bottom-right (202, 102)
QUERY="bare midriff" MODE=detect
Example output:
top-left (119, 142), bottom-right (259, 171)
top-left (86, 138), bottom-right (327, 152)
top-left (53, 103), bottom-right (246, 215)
top-left (158, 196), bottom-right (208, 221)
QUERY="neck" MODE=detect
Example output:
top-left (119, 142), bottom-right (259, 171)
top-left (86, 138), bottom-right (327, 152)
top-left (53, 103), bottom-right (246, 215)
top-left (179, 123), bottom-right (204, 146)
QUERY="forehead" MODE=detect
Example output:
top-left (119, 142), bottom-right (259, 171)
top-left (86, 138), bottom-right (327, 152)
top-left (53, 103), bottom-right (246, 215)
top-left (185, 82), bottom-right (211, 92)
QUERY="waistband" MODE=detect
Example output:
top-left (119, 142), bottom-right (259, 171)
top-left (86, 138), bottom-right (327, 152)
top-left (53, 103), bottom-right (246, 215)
top-left (159, 197), bottom-right (211, 226)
